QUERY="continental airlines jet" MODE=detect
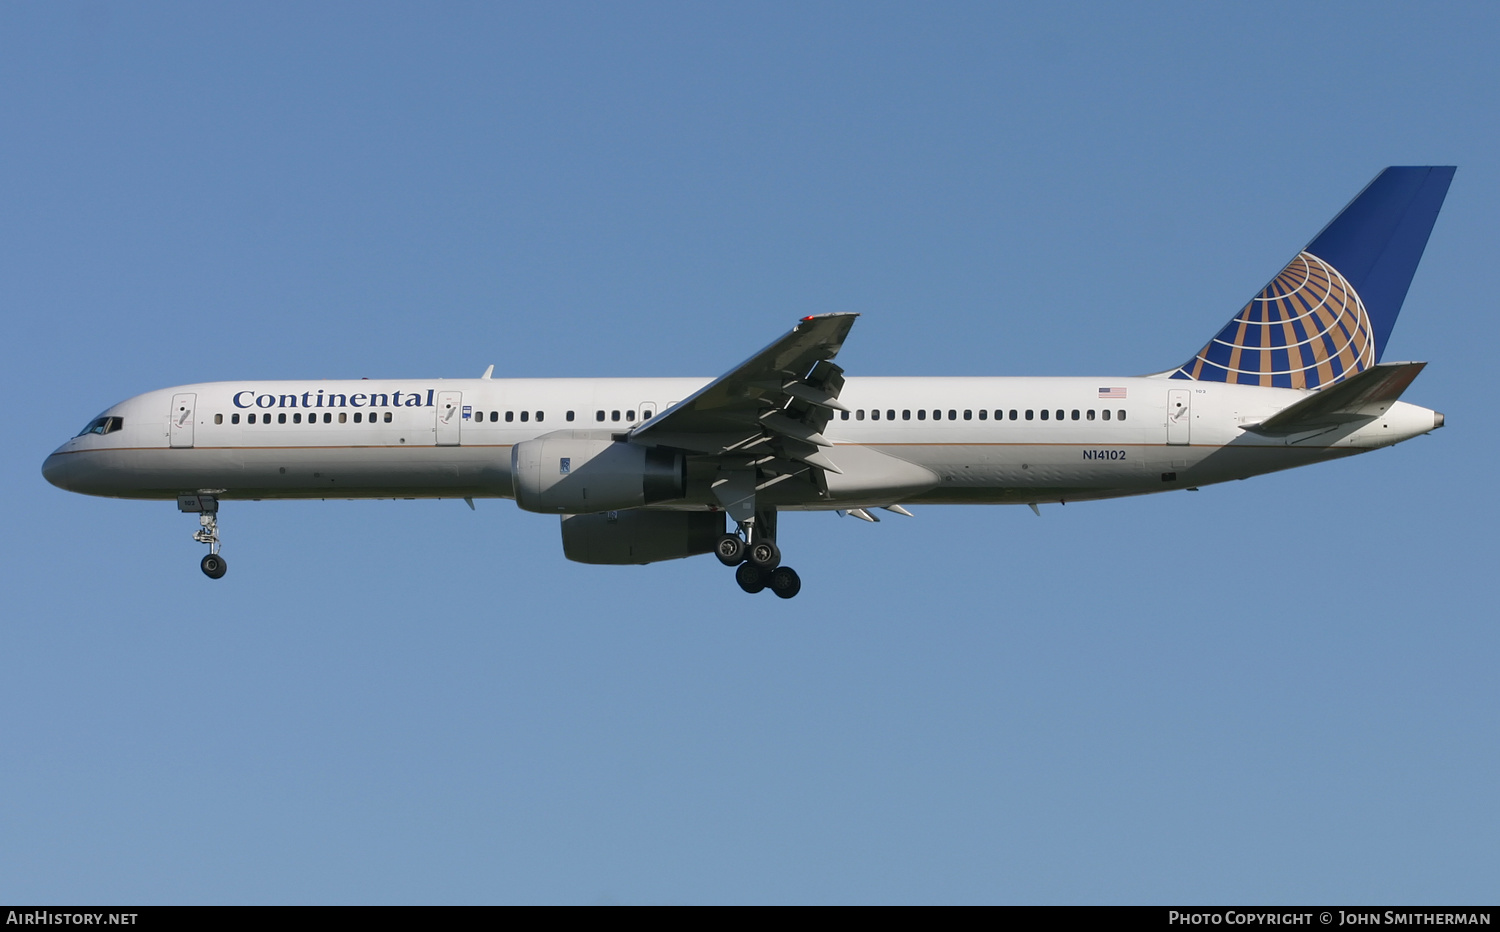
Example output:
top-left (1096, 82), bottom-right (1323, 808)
top-left (43, 167), bottom-right (1454, 598)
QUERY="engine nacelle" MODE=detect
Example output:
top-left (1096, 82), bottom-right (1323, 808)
top-left (561, 509), bottom-right (723, 565)
top-left (511, 432), bottom-right (686, 514)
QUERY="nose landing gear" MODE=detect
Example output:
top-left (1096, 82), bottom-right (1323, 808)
top-left (179, 493), bottom-right (227, 579)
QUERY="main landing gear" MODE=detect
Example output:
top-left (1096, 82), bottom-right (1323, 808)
top-left (715, 509), bottom-right (801, 599)
top-left (179, 493), bottom-right (227, 579)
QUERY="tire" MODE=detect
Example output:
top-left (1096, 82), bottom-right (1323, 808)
top-left (769, 566), bottom-right (801, 599)
top-left (201, 554), bottom-right (227, 579)
top-left (715, 534), bottom-right (745, 566)
top-left (735, 562), bottom-right (768, 594)
top-left (746, 539), bottom-right (781, 569)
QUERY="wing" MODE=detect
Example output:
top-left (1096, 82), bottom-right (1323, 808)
top-left (628, 313), bottom-right (858, 477)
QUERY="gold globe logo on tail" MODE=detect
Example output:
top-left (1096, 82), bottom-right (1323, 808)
top-left (1178, 251), bottom-right (1374, 389)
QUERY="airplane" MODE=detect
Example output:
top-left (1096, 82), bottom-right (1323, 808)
top-left (43, 166), bottom-right (1454, 599)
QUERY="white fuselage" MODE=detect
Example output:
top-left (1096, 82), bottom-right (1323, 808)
top-left (42, 375), bottom-right (1441, 508)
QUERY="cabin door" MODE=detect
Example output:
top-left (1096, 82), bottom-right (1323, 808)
top-left (436, 391), bottom-right (463, 446)
top-left (1166, 389), bottom-right (1191, 445)
top-left (170, 393), bottom-right (196, 448)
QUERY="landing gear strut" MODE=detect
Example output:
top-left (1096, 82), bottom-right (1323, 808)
top-left (179, 493), bottom-right (227, 579)
top-left (721, 509), bottom-right (801, 599)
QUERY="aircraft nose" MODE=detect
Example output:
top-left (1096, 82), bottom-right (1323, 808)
top-left (42, 451), bottom-right (73, 490)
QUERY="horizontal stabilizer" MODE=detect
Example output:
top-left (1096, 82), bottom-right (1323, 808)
top-left (1243, 361), bottom-right (1426, 434)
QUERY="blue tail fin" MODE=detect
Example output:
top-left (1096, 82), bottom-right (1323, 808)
top-left (1171, 166), bottom-right (1455, 389)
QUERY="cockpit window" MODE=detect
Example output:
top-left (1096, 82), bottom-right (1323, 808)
top-left (77, 416), bottom-right (124, 437)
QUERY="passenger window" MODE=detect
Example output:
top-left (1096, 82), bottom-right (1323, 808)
top-left (1118, 410), bottom-right (1126, 421)
top-left (625, 411), bottom-right (635, 421)
top-left (214, 413), bottom-right (223, 425)
top-left (536, 411), bottom-right (544, 422)
top-left (949, 409), bottom-right (957, 420)
top-left (566, 411), bottom-right (575, 422)
top-left (1086, 410), bottom-right (1095, 420)
top-left (871, 409), bottom-right (880, 420)
top-left (1056, 409), bottom-right (1064, 420)
top-left (964, 410), bottom-right (972, 420)
top-left (353, 412), bottom-right (362, 423)
top-left (1040, 410), bottom-right (1048, 420)
top-left (1009, 409), bottom-right (1018, 420)
top-left (596, 410), bottom-right (605, 422)
top-left (1071, 410), bottom-right (1079, 420)
top-left (1025, 410), bottom-right (1034, 420)
top-left (249, 413), bottom-right (257, 424)
top-left (902, 410), bottom-right (911, 420)
top-left (978, 410), bottom-right (987, 420)
top-left (886, 410), bottom-right (895, 420)
top-left (840, 410), bottom-right (850, 420)
top-left (384, 411), bottom-right (392, 423)
top-left (324, 412), bottom-right (332, 424)
top-left (520, 411), bottom-right (529, 422)
top-left (231, 413), bottom-right (240, 425)
top-left (611, 410), bottom-right (620, 422)
top-left (339, 412), bottom-right (347, 423)
top-left (279, 413), bottom-right (287, 424)
top-left (293, 413), bottom-right (302, 424)
top-left (917, 410), bottom-right (926, 420)
top-left (491, 411), bottom-right (499, 422)
top-left (506, 411), bottom-right (514, 422)
top-left (856, 410), bottom-right (864, 421)
top-left (1102, 410), bottom-right (1110, 421)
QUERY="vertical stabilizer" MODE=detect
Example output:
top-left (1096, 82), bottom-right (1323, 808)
top-left (1172, 166), bottom-right (1454, 389)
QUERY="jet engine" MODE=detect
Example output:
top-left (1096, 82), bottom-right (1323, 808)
top-left (560, 509), bottom-right (723, 564)
top-left (511, 432), bottom-right (686, 514)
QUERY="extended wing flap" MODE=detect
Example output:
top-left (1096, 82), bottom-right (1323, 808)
top-left (629, 314), bottom-right (858, 450)
top-left (1244, 361), bottom-right (1427, 434)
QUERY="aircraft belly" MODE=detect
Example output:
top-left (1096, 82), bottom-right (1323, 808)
top-left (889, 442), bottom-right (1152, 491)
top-left (227, 445), bottom-right (515, 498)
top-left (881, 440), bottom-right (1351, 504)
top-left (55, 444), bottom-right (517, 500)
top-left (52, 448), bottom-right (245, 498)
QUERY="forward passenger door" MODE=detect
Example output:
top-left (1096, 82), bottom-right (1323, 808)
top-left (170, 393), bottom-right (196, 448)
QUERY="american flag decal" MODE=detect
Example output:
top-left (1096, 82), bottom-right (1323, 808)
top-left (1098, 387), bottom-right (1126, 399)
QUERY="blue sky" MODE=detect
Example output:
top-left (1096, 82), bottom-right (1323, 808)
top-left (3, 2), bottom-right (1497, 904)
